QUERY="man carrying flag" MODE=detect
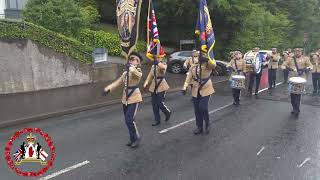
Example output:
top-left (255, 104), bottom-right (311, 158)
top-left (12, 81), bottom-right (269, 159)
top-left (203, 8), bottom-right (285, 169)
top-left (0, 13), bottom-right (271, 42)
top-left (144, 0), bottom-right (171, 127)
top-left (182, 0), bottom-right (216, 135)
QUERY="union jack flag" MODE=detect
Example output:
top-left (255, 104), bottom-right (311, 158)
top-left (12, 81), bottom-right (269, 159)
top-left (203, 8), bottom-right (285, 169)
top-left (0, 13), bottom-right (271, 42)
top-left (146, 0), bottom-right (165, 60)
top-left (13, 149), bottom-right (24, 161)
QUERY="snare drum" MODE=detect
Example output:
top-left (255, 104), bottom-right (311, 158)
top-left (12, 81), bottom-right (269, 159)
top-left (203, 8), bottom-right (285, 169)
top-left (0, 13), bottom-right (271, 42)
top-left (230, 75), bottom-right (246, 89)
top-left (288, 77), bottom-right (306, 94)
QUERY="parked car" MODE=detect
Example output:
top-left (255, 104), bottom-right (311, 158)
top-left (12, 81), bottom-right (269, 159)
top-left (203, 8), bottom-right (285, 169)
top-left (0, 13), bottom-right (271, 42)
top-left (167, 51), bottom-right (227, 76)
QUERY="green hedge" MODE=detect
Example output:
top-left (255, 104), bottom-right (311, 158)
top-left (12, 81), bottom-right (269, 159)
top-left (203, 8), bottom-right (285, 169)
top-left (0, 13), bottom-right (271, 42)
top-left (0, 20), bottom-right (146, 64)
top-left (0, 19), bottom-right (93, 64)
top-left (78, 28), bottom-right (146, 57)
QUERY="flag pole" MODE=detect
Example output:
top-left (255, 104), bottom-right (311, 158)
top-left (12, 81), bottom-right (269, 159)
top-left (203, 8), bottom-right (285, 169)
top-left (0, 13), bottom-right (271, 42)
top-left (126, 56), bottom-right (129, 105)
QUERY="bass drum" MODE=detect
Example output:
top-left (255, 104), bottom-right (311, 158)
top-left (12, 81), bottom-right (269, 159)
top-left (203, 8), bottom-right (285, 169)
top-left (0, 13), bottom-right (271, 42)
top-left (253, 54), bottom-right (262, 74)
top-left (244, 51), bottom-right (261, 74)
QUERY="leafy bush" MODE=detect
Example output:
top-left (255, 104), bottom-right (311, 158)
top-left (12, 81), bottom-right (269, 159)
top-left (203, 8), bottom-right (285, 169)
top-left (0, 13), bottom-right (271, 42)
top-left (0, 20), bottom-right (93, 63)
top-left (23, 0), bottom-right (90, 37)
top-left (78, 29), bottom-right (146, 56)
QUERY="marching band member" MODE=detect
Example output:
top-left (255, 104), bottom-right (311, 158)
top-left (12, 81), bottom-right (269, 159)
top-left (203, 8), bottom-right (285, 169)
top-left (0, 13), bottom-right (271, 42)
top-left (227, 50), bottom-right (246, 105)
top-left (282, 48), bottom-right (294, 83)
top-left (247, 47), bottom-right (264, 96)
top-left (143, 57), bottom-right (171, 126)
top-left (103, 53), bottom-right (143, 148)
top-left (184, 50), bottom-right (200, 71)
top-left (310, 52), bottom-right (320, 95)
top-left (182, 53), bottom-right (216, 135)
top-left (281, 48), bottom-right (313, 116)
top-left (267, 48), bottom-right (280, 89)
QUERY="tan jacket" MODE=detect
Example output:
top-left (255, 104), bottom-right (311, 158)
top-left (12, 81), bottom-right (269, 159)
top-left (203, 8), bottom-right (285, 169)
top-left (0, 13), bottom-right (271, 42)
top-left (227, 58), bottom-right (246, 76)
top-left (281, 56), bottom-right (313, 78)
top-left (106, 66), bottom-right (143, 105)
top-left (267, 53), bottom-right (280, 69)
top-left (144, 62), bottom-right (170, 93)
top-left (311, 58), bottom-right (320, 73)
top-left (182, 61), bottom-right (216, 97)
top-left (183, 56), bottom-right (199, 69)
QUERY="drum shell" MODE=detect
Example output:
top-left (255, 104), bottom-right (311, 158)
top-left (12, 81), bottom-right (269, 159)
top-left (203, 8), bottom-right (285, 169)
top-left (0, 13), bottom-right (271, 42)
top-left (288, 77), bottom-right (306, 94)
top-left (230, 75), bottom-right (246, 89)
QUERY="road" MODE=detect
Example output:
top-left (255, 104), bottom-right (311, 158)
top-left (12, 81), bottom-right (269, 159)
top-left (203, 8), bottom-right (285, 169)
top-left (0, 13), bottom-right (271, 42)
top-left (1, 73), bottom-right (320, 180)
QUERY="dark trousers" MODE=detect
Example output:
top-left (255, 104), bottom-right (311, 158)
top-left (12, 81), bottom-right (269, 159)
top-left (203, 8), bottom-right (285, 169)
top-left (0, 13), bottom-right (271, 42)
top-left (193, 95), bottom-right (210, 129)
top-left (283, 69), bottom-right (289, 83)
top-left (232, 88), bottom-right (241, 103)
top-left (248, 71), bottom-right (262, 93)
top-left (123, 103), bottom-right (139, 142)
top-left (312, 73), bottom-right (320, 92)
top-left (151, 91), bottom-right (170, 123)
top-left (268, 69), bottom-right (277, 88)
top-left (290, 93), bottom-right (301, 112)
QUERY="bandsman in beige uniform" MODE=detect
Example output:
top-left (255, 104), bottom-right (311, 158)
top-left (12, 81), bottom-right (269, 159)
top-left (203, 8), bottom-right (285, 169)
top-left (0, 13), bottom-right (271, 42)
top-left (182, 53), bottom-right (216, 135)
top-left (103, 53), bottom-right (143, 148)
top-left (227, 50), bottom-right (246, 105)
top-left (267, 48), bottom-right (280, 89)
top-left (184, 50), bottom-right (200, 70)
top-left (281, 48), bottom-right (313, 116)
top-left (282, 48), bottom-right (294, 83)
top-left (144, 57), bottom-right (171, 126)
top-left (310, 52), bottom-right (320, 95)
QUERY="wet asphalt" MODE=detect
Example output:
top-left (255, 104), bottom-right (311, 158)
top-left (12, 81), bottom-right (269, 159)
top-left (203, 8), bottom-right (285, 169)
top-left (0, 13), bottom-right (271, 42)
top-left (0, 71), bottom-right (320, 180)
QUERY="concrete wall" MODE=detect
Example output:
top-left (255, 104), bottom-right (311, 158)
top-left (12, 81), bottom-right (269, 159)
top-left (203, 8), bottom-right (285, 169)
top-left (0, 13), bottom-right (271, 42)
top-left (0, 39), bottom-right (120, 94)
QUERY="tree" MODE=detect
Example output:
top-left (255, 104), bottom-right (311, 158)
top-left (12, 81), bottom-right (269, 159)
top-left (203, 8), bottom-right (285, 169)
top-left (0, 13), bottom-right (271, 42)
top-left (23, 0), bottom-right (92, 37)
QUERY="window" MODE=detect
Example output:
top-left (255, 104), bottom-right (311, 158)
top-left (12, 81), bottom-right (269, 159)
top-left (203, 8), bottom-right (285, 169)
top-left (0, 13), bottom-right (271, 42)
top-left (7, 0), bottom-right (27, 9)
top-left (179, 52), bottom-right (193, 57)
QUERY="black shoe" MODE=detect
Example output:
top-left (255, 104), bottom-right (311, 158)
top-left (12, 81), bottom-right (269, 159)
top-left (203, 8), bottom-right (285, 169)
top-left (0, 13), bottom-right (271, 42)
top-left (130, 141), bottom-right (139, 148)
top-left (204, 125), bottom-right (210, 134)
top-left (126, 141), bottom-right (133, 147)
top-left (254, 92), bottom-right (258, 96)
top-left (152, 121), bottom-right (160, 126)
top-left (193, 128), bottom-right (203, 135)
top-left (233, 102), bottom-right (237, 105)
top-left (165, 111), bottom-right (171, 122)
top-left (294, 111), bottom-right (300, 117)
top-left (291, 111), bottom-right (295, 114)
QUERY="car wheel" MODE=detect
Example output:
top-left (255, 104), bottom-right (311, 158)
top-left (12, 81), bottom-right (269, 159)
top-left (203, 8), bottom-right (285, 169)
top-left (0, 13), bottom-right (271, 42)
top-left (171, 63), bottom-right (183, 74)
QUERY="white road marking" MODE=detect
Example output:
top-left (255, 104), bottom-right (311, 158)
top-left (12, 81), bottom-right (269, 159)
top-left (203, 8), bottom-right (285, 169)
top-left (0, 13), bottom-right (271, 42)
top-left (256, 146), bottom-right (265, 156)
top-left (159, 103), bottom-right (233, 134)
top-left (297, 157), bottom-right (311, 168)
top-left (38, 160), bottom-right (90, 180)
top-left (253, 82), bottom-right (283, 95)
top-left (159, 82), bottom-right (283, 134)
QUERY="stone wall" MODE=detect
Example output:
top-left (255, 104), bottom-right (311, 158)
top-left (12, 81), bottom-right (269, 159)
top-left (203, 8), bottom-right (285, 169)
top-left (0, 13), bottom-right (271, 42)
top-left (0, 39), bottom-right (120, 94)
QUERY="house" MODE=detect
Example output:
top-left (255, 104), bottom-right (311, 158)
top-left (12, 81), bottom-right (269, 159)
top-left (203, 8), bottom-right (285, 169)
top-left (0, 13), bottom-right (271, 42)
top-left (4, 0), bottom-right (28, 19)
top-left (0, 0), bottom-right (5, 18)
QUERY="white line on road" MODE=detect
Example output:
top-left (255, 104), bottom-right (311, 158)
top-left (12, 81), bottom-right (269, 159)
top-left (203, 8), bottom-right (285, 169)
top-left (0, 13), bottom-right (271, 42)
top-left (297, 157), bottom-right (311, 168)
top-left (256, 146), bottom-right (265, 156)
top-left (159, 82), bottom-right (283, 134)
top-left (39, 160), bottom-right (90, 180)
top-left (159, 103), bottom-right (233, 134)
top-left (254, 82), bottom-right (283, 95)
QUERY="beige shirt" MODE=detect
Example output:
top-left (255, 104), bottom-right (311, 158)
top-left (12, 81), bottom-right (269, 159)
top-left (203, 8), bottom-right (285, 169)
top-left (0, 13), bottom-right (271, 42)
top-left (227, 58), bottom-right (246, 76)
top-left (267, 53), bottom-right (280, 69)
top-left (144, 62), bottom-right (170, 93)
top-left (106, 66), bottom-right (143, 105)
top-left (311, 58), bottom-right (320, 73)
top-left (184, 56), bottom-right (199, 69)
top-left (183, 61), bottom-right (216, 97)
top-left (282, 56), bottom-right (313, 78)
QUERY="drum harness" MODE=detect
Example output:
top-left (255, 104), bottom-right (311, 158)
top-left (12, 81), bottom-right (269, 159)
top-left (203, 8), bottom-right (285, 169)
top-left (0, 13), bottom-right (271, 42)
top-left (293, 57), bottom-right (304, 76)
top-left (194, 64), bottom-right (211, 93)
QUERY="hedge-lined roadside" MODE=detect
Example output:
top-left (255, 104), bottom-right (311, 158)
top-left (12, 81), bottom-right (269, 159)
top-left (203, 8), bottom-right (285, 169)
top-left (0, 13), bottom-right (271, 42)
top-left (78, 28), bottom-right (145, 57)
top-left (0, 19), bottom-right (93, 64)
top-left (0, 19), bottom-right (146, 64)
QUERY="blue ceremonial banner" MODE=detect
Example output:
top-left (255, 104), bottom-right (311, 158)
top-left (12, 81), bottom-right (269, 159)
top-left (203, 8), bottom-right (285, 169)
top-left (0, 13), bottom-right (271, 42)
top-left (195, 0), bottom-right (216, 64)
